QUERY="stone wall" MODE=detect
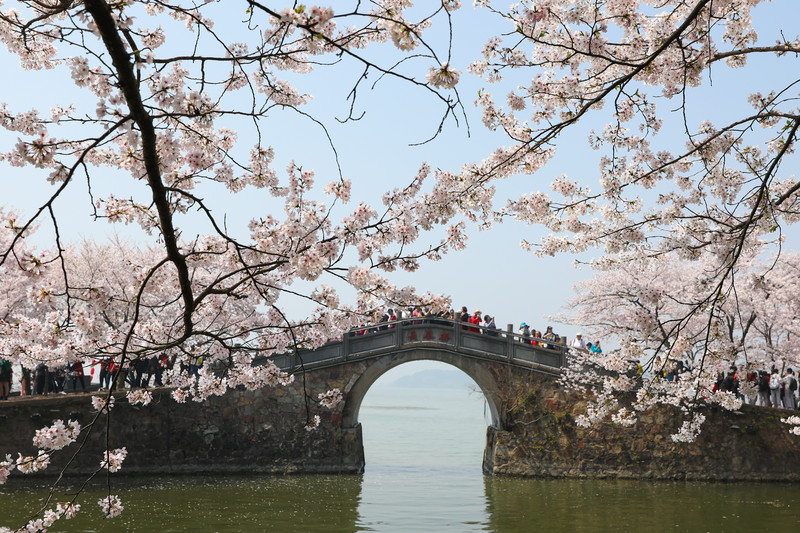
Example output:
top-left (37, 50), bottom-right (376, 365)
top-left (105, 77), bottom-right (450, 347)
top-left (0, 369), bottom-right (363, 477)
top-left (483, 371), bottom-right (800, 481)
top-left (3, 355), bottom-right (800, 481)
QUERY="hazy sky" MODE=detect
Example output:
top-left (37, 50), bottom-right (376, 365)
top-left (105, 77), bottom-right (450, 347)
top-left (1, 1), bottom-right (797, 349)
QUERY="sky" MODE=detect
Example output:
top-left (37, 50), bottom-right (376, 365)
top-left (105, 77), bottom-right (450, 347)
top-left (1, 0), bottom-right (798, 355)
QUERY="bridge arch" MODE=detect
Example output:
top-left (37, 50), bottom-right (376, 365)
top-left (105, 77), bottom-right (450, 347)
top-left (340, 347), bottom-right (504, 429)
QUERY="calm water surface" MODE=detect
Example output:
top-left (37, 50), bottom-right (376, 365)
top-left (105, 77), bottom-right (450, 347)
top-left (1, 383), bottom-right (799, 532)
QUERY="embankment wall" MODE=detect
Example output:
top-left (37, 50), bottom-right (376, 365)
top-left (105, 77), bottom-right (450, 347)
top-left (2, 360), bottom-right (799, 481)
top-left (483, 372), bottom-right (800, 481)
top-left (0, 371), bottom-right (363, 476)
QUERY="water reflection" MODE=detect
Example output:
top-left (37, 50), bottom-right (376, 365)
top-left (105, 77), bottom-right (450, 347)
top-left (357, 465), bottom-right (487, 532)
top-left (5, 378), bottom-right (800, 532)
top-left (3, 472), bottom-right (800, 531)
top-left (483, 477), bottom-right (800, 532)
top-left (0, 475), bottom-right (364, 533)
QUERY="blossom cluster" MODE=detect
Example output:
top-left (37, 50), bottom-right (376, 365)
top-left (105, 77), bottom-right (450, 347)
top-left (92, 395), bottom-right (115, 413)
top-left (782, 416), bottom-right (800, 436)
top-left (304, 415), bottom-right (321, 432)
top-left (16, 451), bottom-right (50, 474)
top-left (0, 455), bottom-right (14, 484)
top-left (127, 389), bottom-right (153, 406)
top-left (98, 495), bottom-right (124, 519)
top-left (318, 388), bottom-right (344, 409)
top-left (32, 419), bottom-right (81, 451)
top-left (671, 413), bottom-right (707, 443)
top-left (100, 448), bottom-right (128, 473)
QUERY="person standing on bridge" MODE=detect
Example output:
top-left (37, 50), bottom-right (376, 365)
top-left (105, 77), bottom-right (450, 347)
top-left (757, 370), bottom-right (771, 407)
top-left (469, 310), bottom-right (481, 332)
top-left (519, 323), bottom-right (531, 344)
top-left (782, 369), bottom-right (797, 410)
top-left (97, 357), bottom-right (111, 390)
top-left (484, 315), bottom-right (498, 336)
top-left (379, 309), bottom-right (396, 330)
top-left (570, 333), bottom-right (587, 350)
top-left (411, 306), bottom-right (424, 325)
top-left (69, 360), bottom-right (87, 393)
top-left (0, 358), bottom-right (12, 400)
top-left (459, 306), bottom-right (470, 331)
top-left (542, 326), bottom-right (557, 349)
top-left (769, 366), bottom-right (781, 408)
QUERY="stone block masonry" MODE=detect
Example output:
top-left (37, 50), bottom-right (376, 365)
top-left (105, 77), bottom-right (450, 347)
top-left (483, 372), bottom-right (800, 481)
top-left (0, 378), bottom-right (364, 477)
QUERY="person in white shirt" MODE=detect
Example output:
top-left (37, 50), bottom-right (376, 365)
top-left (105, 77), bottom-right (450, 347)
top-left (570, 333), bottom-right (587, 350)
top-left (782, 368), bottom-right (797, 409)
top-left (769, 367), bottom-right (782, 408)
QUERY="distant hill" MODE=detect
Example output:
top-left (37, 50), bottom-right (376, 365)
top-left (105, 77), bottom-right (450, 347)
top-left (388, 369), bottom-right (475, 389)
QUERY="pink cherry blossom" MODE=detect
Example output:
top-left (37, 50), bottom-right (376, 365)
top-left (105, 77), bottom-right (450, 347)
top-left (97, 495), bottom-right (124, 519)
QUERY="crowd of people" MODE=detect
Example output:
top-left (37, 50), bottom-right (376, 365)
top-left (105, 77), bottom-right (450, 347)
top-left (90, 355), bottom-right (172, 391)
top-left (370, 306), bottom-right (501, 334)
top-left (654, 358), bottom-right (800, 410)
top-left (714, 364), bottom-right (799, 410)
top-left (5, 309), bottom-right (798, 413)
top-left (0, 355), bottom-right (176, 399)
top-left (369, 305), bottom-right (603, 354)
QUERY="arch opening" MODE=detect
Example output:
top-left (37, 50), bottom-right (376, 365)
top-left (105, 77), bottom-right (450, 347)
top-left (355, 361), bottom-right (490, 470)
top-left (341, 350), bottom-right (503, 430)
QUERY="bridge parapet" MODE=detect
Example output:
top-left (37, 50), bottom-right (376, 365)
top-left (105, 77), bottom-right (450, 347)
top-left (275, 318), bottom-right (567, 374)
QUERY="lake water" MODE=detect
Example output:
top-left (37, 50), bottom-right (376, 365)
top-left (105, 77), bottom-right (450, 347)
top-left (2, 373), bottom-right (799, 532)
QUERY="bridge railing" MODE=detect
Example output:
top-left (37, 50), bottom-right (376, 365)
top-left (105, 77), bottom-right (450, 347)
top-left (276, 317), bottom-right (568, 373)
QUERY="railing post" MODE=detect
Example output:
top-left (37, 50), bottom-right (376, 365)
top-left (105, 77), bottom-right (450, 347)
top-left (506, 324), bottom-right (514, 362)
top-left (342, 329), bottom-right (350, 362)
top-left (453, 317), bottom-right (460, 349)
top-left (396, 319), bottom-right (404, 347)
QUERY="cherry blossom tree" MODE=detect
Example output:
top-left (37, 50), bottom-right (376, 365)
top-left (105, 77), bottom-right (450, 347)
top-left (464, 0), bottom-right (800, 439)
top-left (474, 0), bottom-right (800, 262)
top-left (556, 252), bottom-right (800, 370)
top-left (555, 255), bottom-right (751, 366)
top-left (554, 250), bottom-right (800, 441)
top-left (0, 209), bottom-right (42, 325)
top-left (1, 0), bottom-right (799, 527)
top-left (0, 208), bottom-right (51, 395)
top-left (0, 1), bottom-right (476, 528)
top-left (743, 252), bottom-right (800, 365)
top-left (469, 0), bottom-right (800, 327)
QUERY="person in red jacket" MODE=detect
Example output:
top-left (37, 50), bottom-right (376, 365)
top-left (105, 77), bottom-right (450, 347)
top-left (469, 309), bottom-right (481, 333)
top-left (69, 360), bottom-right (87, 393)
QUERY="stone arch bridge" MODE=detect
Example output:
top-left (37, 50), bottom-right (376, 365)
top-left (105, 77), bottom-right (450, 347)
top-left (273, 320), bottom-right (800, 481)
top-left (275, 318), bottom-right (565, 429)
top-left (266, 318), bottom-right (568, 474)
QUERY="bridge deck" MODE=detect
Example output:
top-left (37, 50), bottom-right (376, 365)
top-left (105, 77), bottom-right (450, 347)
top-left (274, 318), bottom-right (567, 374)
